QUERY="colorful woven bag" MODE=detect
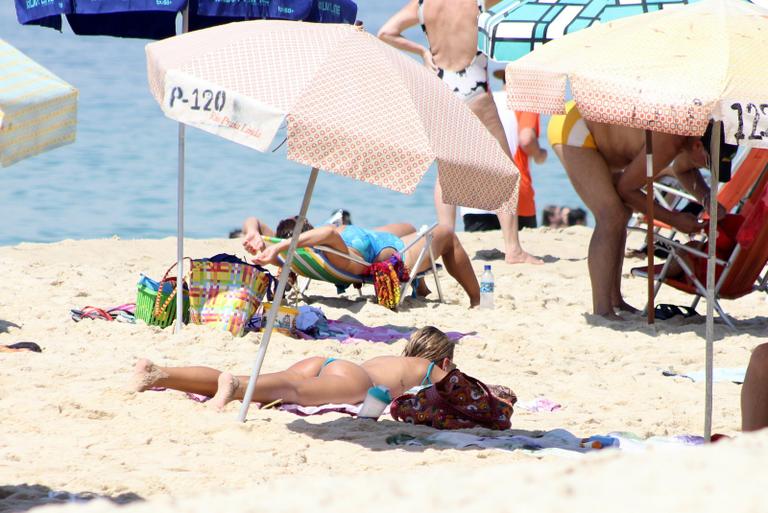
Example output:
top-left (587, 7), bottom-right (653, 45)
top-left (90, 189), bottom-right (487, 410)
top-left (135, 261), bottom-right (190, 329)
top-left (188, 254), bottom-right (274, 337)
top-left (390, 369), bottom-right (516, 430)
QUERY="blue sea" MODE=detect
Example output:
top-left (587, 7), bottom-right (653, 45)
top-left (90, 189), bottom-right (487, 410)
top-left (0, 1), bottom-right (583, 246)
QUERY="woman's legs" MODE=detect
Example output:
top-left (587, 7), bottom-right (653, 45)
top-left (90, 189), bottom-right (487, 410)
top-left (553, 144), bottom-right (632, 319)
top-left (400, 225), bottom-right (480, 307)
top-left (133, 357), bottom-right (373, 411)
top-left (211, 359), bottom-right (373, 411)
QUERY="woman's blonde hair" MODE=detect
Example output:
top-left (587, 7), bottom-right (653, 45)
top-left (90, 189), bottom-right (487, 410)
top-left (402, 326), bottom-right (455, 361)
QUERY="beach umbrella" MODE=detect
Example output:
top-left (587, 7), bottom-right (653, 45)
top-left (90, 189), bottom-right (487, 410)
top-left (145, 20), bottom-right (520, 422)
top-left (16, 0), bottom-right (358, 38)
top-left (15, 0), bottom-right (357, 336)
top-left (0, 38), bottom-right (77, 167)
top-left (504, 0), bottom-right (768, 439)
top-left (478, 0), bottom-right (765, 62)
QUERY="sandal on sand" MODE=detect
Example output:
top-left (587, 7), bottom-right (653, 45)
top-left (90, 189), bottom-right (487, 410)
top-left (654, 303), bottom-right (698, 321)
top-left (71, 304), bottom-right (136, 322)
top-left (3, 341), bottom-right (42, 353)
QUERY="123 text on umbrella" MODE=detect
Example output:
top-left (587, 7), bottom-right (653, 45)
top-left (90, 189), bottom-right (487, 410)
top-left (729, 102), bottom-right (768, 142)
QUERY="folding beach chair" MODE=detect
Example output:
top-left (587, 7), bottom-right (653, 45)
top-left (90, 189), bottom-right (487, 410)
top-left (631, 171), bottom-right (768, 327)
top-left (264, 223), bottom-right (444, 307)
top-left (628, 148), bottom-right (768, 250)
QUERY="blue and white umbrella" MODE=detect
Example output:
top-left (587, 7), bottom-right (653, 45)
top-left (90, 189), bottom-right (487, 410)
top-left (478, 0), bottom-right (765, 62)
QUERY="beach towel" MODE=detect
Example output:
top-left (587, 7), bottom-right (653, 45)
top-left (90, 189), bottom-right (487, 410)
top-left (385, 429), bottom-right (704, 455)
top-left (293, 306), bottom-right (473, 344)
top-left (662, 368), bottom-right (746, 384)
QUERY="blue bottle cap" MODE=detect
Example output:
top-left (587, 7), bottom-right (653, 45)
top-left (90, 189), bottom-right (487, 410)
top-left (484, 264), bottom-right (491, 271)
top-left (368, 385), bottom-right (391, 403)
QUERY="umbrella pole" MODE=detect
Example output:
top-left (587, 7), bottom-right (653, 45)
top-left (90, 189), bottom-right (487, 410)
top-left (174, 4), bottom-right (190, 334)
top-left (704, 122), bottom-right (721, 442)
top-left (238, 167), bottom-right (320, 423)
top-left (645, 130), bottom-right (655, 324)
top-left (175, 122), bottom-right (186, 333)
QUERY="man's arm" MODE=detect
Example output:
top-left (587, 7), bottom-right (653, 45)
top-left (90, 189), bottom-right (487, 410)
top-left (616, 133), bottom-right (706, 234)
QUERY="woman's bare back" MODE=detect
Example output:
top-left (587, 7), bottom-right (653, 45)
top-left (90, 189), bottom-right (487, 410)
top-left (361, 356), bottom-right (440, 397)
top-left (420, 0), bottom-right (482, 71)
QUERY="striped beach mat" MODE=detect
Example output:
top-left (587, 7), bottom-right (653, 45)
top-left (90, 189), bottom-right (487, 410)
top-left (0, 39), bottom-right (77, 167)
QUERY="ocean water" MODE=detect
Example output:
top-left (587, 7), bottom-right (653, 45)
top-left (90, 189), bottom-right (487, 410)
top-left (0, 1), bottom-right (583, 246)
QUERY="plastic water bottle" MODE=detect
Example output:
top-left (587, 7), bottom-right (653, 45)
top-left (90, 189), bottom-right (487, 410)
top-left (357, 385), bottom-right (392, 420)
top-left (479, 264), bottom-right (494, 309)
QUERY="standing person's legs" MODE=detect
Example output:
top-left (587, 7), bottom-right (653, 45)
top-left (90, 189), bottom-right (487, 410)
top-left (553, 144), bottom-right (629, 319)
top-left (742, 343), bottom-right (768, 432)
top-left (401, 225), bottom-right (480, 307)
top-left (434, 179), bottom-right (457, 228)
top-left (466, 92), bottom-right (541, 264)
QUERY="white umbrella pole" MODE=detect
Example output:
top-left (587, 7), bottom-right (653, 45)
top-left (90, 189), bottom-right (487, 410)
top-left (175, 123), bottom-right (186, 334)
top-left (238, 167), bottom-right (320, 423)
top-left (174, 5), bottom-right (190, 334)
top-left (704, 122), bottom-right (721, 441)
top-left (645, 131), bottom-right (655, 324)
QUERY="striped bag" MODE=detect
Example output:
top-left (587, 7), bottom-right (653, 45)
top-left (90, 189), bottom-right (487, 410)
top-left (189, 254), bottom-right (273, 337)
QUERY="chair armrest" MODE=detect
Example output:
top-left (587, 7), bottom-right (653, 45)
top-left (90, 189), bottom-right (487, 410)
top-left (628, 227), bottom-right (729, 266)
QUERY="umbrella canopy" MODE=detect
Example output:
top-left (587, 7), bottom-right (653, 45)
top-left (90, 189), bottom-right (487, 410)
top-left (478, 0), bottom-right (701, 62)
top-left (16, 0), bottom-right (357, 39)
top-left (504, 0), bottom-right (768, 439)
top-left (0, 38), bottom-right (77, 167)
top-left (146, 21), bottom-right (519, 210)
top-left (505, 0), bottom-right (768, 144)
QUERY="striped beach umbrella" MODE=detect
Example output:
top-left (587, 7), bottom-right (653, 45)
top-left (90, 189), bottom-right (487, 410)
top-left (0, 38), bottom-right (77, 167)
top-left (478, 0), bottom-right (766, 62)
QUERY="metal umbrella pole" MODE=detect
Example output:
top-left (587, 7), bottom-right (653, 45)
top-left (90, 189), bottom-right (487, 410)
top-left (645, 130), bottom-right (655, 324)
top-left (238, 167), bottom-right (320, 422)
top-left (175, 4), bottom-right (189, 333)
top-left (704, 121), bottom-right (721, 441)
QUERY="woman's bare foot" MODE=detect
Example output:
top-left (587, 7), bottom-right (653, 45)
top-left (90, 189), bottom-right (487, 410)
top-left (131, 358), bottom-right (168, 392)
top-left (415, 279), bottom-right (432, 298)
top-left (210, 372), bottom-right (241, 412)
top-left (505, 249), bottom-right (544, 265)
top-left (614, 299), bottom-right (640, 314)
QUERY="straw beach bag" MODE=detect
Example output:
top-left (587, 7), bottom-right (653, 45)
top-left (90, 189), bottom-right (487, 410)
top-left (188, 254), bottom-right (274, 337)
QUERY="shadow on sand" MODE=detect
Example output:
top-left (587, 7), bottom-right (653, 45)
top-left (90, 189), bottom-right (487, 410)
top-left (0, 484), bottom-right (143, 512)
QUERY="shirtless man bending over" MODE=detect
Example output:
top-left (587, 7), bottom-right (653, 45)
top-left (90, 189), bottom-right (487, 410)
top-left (548, 102), bottom-right (737, 320)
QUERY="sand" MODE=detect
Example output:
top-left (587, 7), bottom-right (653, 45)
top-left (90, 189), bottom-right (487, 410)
top-left (1, 228), bottom-right (767, 513)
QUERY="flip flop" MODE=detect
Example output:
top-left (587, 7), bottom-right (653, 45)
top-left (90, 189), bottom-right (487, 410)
top-left (71, 306), bottom-right (114, 322)
top-left (5, 341), bottom-right (42, 353)
top-left (655, 303), bottom-right (698, 320)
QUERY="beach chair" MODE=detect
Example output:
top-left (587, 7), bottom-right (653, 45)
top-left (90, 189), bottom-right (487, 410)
top-left (264, 223), bottom-right (444, 307)
top-left (630, 171), bottom-right (768, 327)
top-left (628, 148), bottom-right (768, 251)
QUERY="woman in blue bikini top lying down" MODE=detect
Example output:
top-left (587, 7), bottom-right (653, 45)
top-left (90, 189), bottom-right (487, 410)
top-left (132, 326), bottom-right (457, 411)
top-left (244, 216), bottom-right (481, 308)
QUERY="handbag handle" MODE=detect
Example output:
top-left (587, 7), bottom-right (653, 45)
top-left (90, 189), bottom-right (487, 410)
top-left (153, 257), bottom-right (192, 318)
top-left (425, 370), bottom-right (501, 428)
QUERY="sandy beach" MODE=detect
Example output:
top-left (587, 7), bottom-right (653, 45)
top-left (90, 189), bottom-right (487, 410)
top-left (2, 228), bottom-right (767, 512)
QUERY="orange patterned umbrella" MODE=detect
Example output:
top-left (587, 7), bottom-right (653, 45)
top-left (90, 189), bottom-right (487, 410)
top-left (504, 0), bottom-right (768, 439)
top-left (146, 20), bottom-right (519, 422)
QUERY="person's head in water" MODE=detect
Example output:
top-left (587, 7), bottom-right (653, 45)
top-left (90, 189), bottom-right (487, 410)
top-left (402, 326), bottom-right (456, 370)
top-left (276, 216), bottom-right (315, 239)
